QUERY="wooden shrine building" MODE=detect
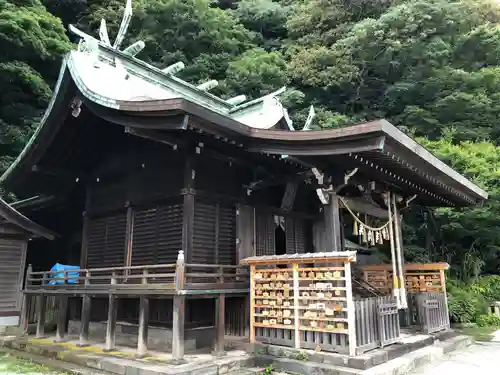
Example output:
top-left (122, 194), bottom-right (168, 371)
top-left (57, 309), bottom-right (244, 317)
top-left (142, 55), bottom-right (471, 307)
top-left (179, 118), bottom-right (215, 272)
top-left (0, 197), bottom-right (54, 327)
top-left (1, 0), bottom-right (488, 360)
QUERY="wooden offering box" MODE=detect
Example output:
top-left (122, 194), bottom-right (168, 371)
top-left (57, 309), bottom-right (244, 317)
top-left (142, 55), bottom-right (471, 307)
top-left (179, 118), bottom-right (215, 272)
top-left (241, 252), bottom-right (357, 356)
top-left (361, 263), bottom-right (449, 294)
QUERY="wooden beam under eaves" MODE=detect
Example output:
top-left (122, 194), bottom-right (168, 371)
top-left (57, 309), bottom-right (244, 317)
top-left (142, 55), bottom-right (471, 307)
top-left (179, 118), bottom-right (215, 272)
top-left (31, 165), bottom-right (83, 180)
top-left (246, 170), bottom-right (311, 192)
top-left (247, 136), bottom-right (385, 157)
top-left (340, 197), bottom-right (388, 218)
top-left (125, 127), bottom-right (187, 149)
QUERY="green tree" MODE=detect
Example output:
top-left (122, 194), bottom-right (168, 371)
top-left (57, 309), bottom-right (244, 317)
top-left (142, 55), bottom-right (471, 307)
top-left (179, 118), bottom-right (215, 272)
top-left (406, 130), bottom-right (500, 280)
top-left (231, 0), bottom-right (289, 46)
top-left (0, 0), bottom-right (71, 172)
top-left (82, 0), bottom-right (255, 83)
top-left (286, 0), bottom-right (500, 139)
top-left (222, 47), bottom-right (288, 98)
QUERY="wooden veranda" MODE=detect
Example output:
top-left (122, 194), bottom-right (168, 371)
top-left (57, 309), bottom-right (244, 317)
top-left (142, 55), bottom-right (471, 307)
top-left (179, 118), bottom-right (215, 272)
top-left (22, 250), bottom-right (249, 360)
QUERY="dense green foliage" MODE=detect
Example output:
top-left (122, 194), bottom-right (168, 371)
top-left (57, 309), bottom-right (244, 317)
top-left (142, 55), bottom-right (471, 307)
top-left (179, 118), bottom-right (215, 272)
top-left (447, 279), bottom-right (489, 323)
top-left (447, 275), bottom-right (500, 325)
top-left (0, 0), bottom-right (70, 172)
top-left (476, 313), bottom-right (500, 327)
top-left (3, 0), bottom-right (500, 289)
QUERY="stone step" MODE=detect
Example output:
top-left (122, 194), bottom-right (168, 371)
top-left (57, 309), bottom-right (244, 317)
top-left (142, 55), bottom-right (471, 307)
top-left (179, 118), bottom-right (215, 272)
top-left (255, 355), bottom-right (362, 375)
top-left (226, 368), bottom-right (265, 375)
top-left (250, 335), bottom-right (473, 375)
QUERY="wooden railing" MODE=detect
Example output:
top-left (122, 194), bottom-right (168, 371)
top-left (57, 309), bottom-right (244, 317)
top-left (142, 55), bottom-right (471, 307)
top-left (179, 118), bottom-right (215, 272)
top-left (24, 251), bottom-right (250, 295)
top-left (402, 292), bottom-right (450, 334)
top-left (355, 296), bottom-right (401, 354)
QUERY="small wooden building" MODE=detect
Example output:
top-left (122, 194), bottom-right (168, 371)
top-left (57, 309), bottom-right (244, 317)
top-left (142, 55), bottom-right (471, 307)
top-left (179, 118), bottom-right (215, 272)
top-left (0, 197), bottom-right (54, 327)
top-left (0, 2), bottom-right (488, 358)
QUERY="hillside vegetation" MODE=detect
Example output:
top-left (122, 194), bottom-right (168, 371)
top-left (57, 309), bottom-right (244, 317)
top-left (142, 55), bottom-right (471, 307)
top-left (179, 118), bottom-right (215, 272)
top-left (2, 0), bottom-right (500, 284)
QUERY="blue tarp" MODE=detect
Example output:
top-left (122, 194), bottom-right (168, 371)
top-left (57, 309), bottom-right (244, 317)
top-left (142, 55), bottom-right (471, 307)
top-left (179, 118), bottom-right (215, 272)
top-left (48, 263), bottom-right (80, 285)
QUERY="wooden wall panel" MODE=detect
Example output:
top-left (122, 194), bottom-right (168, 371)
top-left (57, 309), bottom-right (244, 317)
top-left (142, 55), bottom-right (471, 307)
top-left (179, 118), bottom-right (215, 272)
top-left (236, 205), bottom-right (255, 262)
top-left (0, 240), bottom-right (25, 317)
top-left (218, 205), bottom-right (236, 265)
top-left (285, 217), bottom-right (295, 254)
top-left (192, 201), bottom-right (217, 264)
top-left (255, 210), bottom-right (275, 256)
top-left (192, 199), bottom-right (237, 265)
top-left (131, 200), bottom-right (183, 266)
top-left (86, 212), bottom-right (127, 269)
top-left (131, 207), bottom-right (157, 265)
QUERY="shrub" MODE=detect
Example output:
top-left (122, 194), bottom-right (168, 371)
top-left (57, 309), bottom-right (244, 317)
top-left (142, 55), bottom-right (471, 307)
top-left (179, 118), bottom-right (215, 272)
top-left (476, 314), bottom-right (500, 327)
top-left (470, 276), bottom-right (500, 302)
top-left (447, 283), bottom-right (488, 323)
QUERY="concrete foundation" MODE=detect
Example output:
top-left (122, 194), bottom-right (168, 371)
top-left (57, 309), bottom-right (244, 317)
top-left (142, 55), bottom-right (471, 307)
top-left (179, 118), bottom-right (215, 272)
top-left (68, 320), bottom-right (214, 352)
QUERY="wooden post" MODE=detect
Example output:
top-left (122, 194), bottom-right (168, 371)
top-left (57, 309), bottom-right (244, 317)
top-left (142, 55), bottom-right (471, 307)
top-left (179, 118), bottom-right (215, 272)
top-left (244, 293), bottom-right (251, 338)
top-left (324, 192), bottom-right (342, 252)
top-left (137, 269), bottom-right (149, 357)
top-left (213, 294), bottom-right (225, 357)
top-left (182, 157), bottom-right (195, 263)
top-left (172, 296), bottom-right (185, 363)
top-left (249, 265), bottom-right (255, 343)
top-left (292, 264), bottom-right (300, 349)
top-left (104, 272), bottom-right (118, 352)
top-left (54, 296), bottom-right (68, 343)
top-left (20, 264), bottom-right (32, 335)
top-left (172, 251), bottom-right (186, 363)
top-left (35, 294), bottom-right (46, 338)
top-left (124, 204), bottom-right (134, 274)
top-left (345, 261), bottom-right (357, 356)
top-left (80, 216), bottom-right (89, 269)
top-left (78, 271), bottom-right (91, 347)
top-left (440, 270), bottom-right (450, 328)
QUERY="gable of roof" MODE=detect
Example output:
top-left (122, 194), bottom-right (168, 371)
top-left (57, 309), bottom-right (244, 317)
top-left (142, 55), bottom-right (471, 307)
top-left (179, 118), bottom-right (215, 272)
top-left (0, 196), bottom-right (55, 240)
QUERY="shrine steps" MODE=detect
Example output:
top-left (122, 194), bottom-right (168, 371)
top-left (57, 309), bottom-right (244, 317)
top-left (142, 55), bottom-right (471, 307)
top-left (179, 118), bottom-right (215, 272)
top-left (250, 334), bottom-right (472, 375)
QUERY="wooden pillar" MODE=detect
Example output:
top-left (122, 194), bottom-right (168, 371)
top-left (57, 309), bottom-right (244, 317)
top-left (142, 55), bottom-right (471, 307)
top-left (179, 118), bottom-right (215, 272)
top-left (244, 293), bottom-right (251, 338)
top-left (79, 216), bottom-right (89, 269)
top-left (20, 265), bottom-right (32, 335)
top-left (78, 271), bottom-right (92, 347)
top-left (440, 270), bottom-right (450, 328)
top-left (344, 261), bottom-right (357, 356)
top-left (54, 296), bottom-right (68, 343)
top-left (324, 192), bottom-right (342, 252)
top-left (249, 265), bottom-right (256, 343)
top-left (104, 272), bottom-right (118, 352)
top-left (137, 270), bottom-right (149, 357)
top-left (78, 295), bottom-right (91, 347)
top-left (213, 294), bottom-right (225, 357)
top-left (137, 296), bottom-right (149, 357)
top-left (124, 204), bottom-right (134, 271)
top-left (20, 293), bottom-right (29, 336)
top-left (35, 295), bottom-right (46, 338)
top-left (172, 251), bottom-right (186, 363)
top-left (172, 296), bottom-right (185, 363)
top-left (182, 157), bottom-right (195, 263)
